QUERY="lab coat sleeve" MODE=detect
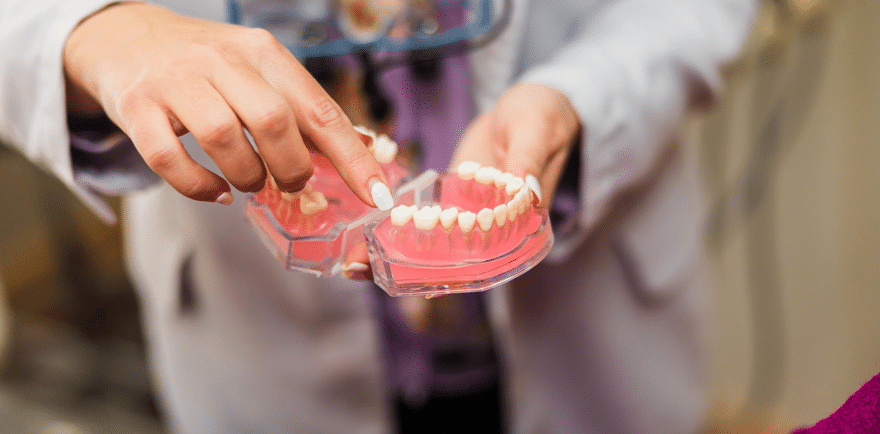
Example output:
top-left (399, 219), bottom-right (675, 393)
top-left (0, 0), bottom-right (125, 224)
top-left (518, 0), bottom-right (757, 252)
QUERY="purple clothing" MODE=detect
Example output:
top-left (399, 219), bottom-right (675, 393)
top-left (792, 372), bottom-right (880, 433)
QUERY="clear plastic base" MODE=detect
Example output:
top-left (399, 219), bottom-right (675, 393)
top-left (364, 171), bottom-right (554, 297)
top-left (245, 153), bottom-right (410, 277)
top-left (246, 161), bottom-right (554, 296)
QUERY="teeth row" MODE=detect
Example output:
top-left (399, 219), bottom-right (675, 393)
top-left (355, 125), bottom-right (398, 164)
top-left (390, 187), bottom-right (533, 233)
top-left (456, 161), bottom-right (525, 195)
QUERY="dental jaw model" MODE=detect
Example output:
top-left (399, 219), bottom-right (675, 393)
top-left (246, 127), bottom-right (554, 296)
top-left (364, 162), bottom-right (554, 297)
top-left (245, 126), bottom-right (408, 275)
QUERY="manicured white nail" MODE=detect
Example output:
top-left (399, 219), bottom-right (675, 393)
top-left (215, 192), bottom-right (234, 205)
top-left (525, 175), bottom-right (542, 202)
top-left (370, 179), bottom-right (394, 210)
top-left (344, 262), bottom-right (370, 272)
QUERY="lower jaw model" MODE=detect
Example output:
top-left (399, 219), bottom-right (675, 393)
top-left (246, 128), bottom-right (553, 297)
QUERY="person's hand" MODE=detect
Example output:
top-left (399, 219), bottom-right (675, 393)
top-left (63, 3), bottom-right (393, 208)
top-left (451, 82), bottom-right (581, 208)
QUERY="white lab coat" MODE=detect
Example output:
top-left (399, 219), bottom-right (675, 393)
top-left (0, 0), bottom-right (756, 432)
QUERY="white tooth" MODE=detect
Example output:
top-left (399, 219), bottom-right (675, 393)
top-left (373, 134), bottom-right (398, 164)
top-left (431, 205), bottom-right (442, 214)
top-left (300, 191), bottom-right (328, 215)
top-left (514, 189), bottom-right (529, 214)
top-left (439, 207), bottom-right (459, 230)
top-left (505, 177), bottom-right (525, 196)
top-left (390, 204), bottom-right (416, 226)
top-left (456, 161), bottom-right (481, 180)
top-left (414, 206), bottom-right (440, 230)
top-left (477, 208), bottom-right (494, 232)
top-left (506, 200), bottom-right (518, 221)
top-left (493, 204), bottom-right (507, 227)
top-left (475, 167), bottom-right (501, 185)
top-left (458, 211), bottom-right (477, 233)
top-left (494, 172), bottom-right (514, 189)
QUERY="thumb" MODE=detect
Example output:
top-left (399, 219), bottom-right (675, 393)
top-left (501, 120), bottom-right (554, 207)
top-left (450, 113), bottom-right (498, 171)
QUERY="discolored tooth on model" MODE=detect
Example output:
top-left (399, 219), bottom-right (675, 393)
top-left (475, 167), bottom-right (501, 185)
top-left (493, 204), bottom-right (507, 227)
top-left (414, 206), bottom-right (441, 230)
top-left (458, 211), bottom-right (477, 233)
top-left (439, 207), bottom-right (459, 230)
top-left (477, 208), bottom-right (494, 232)
top-left (390, 204), bottom-right (416, 226)
top-left (300, 191), bottom-right (328, 215)
top-left (373, 134), bottom-right (398, 164)
top-left (505, 177), bottom-right (525, 196)
top-left (494, 172), bottom-right (514, 190)
top-left (456, 161), bottom-right (481, 180)
top-left (280, 191), bottom-right (298, 202)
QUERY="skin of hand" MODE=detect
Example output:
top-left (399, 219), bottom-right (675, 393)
top-left (451, 82), bottom-right (582, 209)
top-left (342, 82), bottom-right (581, 288)
top-left (63, 2), bottom-right (390, 206)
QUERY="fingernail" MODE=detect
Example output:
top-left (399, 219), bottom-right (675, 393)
top-left (525, 174), bottom-right (542, 202)
top-left (215, 192), bottom-right (234, 205)
top-left (344, 262), bottom-right (369, 272)
top-left (370, 179), bottom-right (394, 211)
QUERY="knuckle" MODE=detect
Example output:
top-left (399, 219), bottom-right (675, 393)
top-left (197, 117), bottom-right (240, 148)
top-left (251, 103), bottom-right (290, 138)
top-left (307, 96), bottom-right (344, 129)
top-left (144, 145), bottom-right (179, 173)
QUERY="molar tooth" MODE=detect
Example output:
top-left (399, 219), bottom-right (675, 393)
top-left (456, 161), bottom-right (481, 180)
top-left (477, 208), bottom-right (494, 232)
top-left (373, 134), bottom-right (398, 164)
top-left (493, 204), bottom-right (507, 227)
top-left (414, 206), bottom-right (441, 230)
top-left (494, 172), bottom-right (514, 189)
top-left (439, 207), bottom-right (459, 230)
top-left (458, 211), bottom-right (477, 233)
top-left (431, 205), bottom-right (442, 214)
top-left (505, 177), bottom-right (525, 196)
top-left (300, 191), bottom-right (328, 215)
top-left (390, 204), bottom-right (416, 226)
top-left (475, 167), bottom-right (501, 185)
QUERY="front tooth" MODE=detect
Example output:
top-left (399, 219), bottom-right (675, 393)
top-left (300, 191), bottom-right (328, 215)
top-left (494, 172), bottom-right (514, 189)
top-left (373, 134), bottom-right (398, 164)
top-left (493, 204), bottom-right (507, 227)
top-left (457, 161), bottom-right (481, 180)
top-left (475, 167), bottom-right (501, 185)
top-left (514, 189), bottom-right (529, 214)
top-left (458, 211), bottom-right (477, 233)
top-left (477, 208), bottom-right (494, 232)
top-left (505, 177), bottom-right (525, 196)
top-left (439, 207), bottom-right (459, 230)
top-left (506, 200), bottom-right (519, 221)
top-left (390, 204), bottom-right (416, 226)
top-left (414, 206), bottom-right (440, 230)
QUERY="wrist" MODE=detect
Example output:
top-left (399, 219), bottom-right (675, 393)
top-left (63, 2), bottom-right (141, 118)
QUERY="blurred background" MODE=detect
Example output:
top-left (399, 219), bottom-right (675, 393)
top-left (1, 0), bottom-right (879, 432)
